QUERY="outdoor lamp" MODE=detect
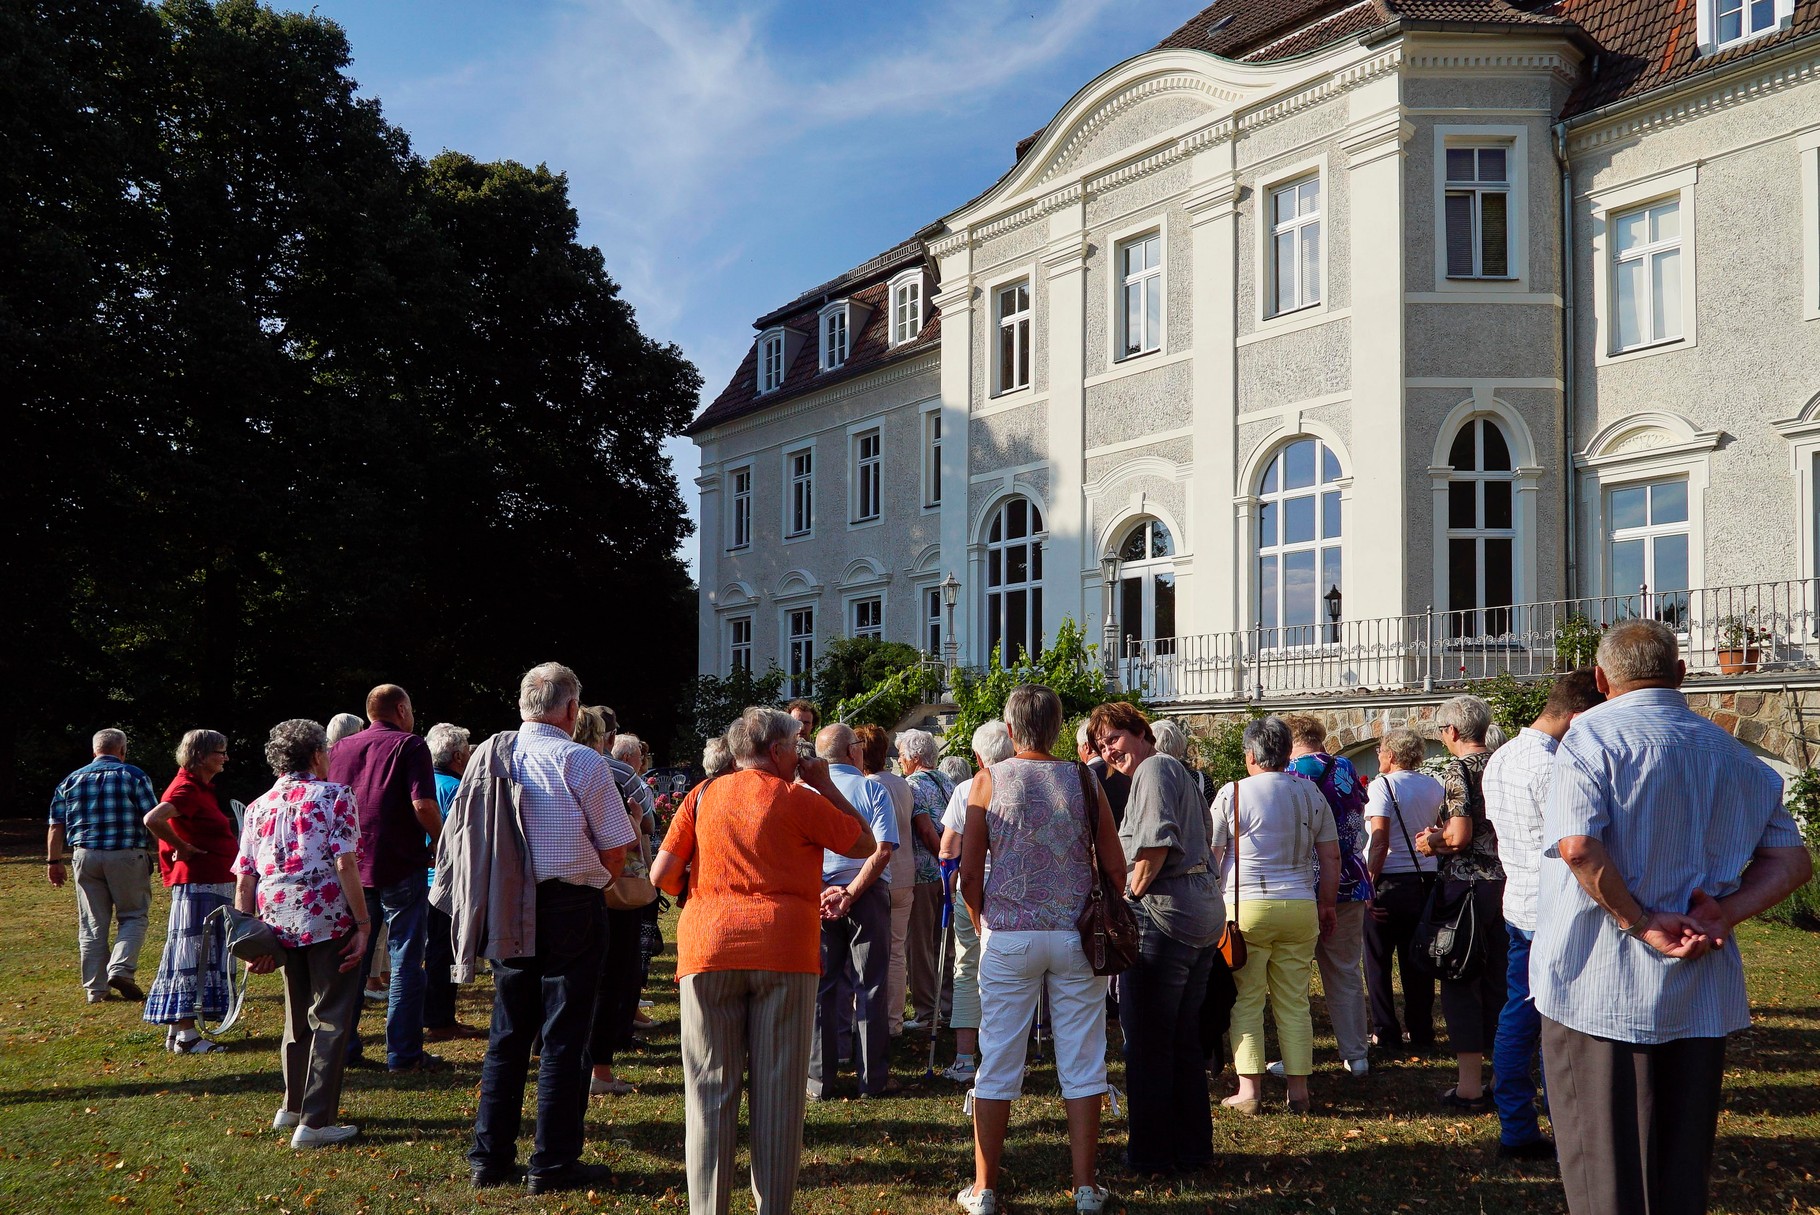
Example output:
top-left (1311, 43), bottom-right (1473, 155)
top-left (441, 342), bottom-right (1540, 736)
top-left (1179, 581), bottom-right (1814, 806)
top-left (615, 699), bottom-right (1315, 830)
top-left (1324, 584), bottom-right (1342, 642)
top-left (940, 571), bottom-right (960, 609)
top-left (1100, 554), bottom-right (1123, 675)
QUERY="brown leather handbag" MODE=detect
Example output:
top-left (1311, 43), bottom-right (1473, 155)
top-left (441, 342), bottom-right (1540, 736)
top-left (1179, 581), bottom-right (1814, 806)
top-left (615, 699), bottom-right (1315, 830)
top-left (1074, 762), bottom-right (1140, 976)
top-left (1216, 783), bottom-right (1248, 971)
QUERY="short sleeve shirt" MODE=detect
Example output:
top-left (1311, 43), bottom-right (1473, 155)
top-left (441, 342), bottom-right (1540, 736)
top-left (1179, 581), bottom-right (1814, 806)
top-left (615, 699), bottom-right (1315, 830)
top-left (1210, 771), bottom-right (1338, 903)
top-left (234, 774), bottom-right (361, 948)
top-left (156, 767), bottom-right (239, 886)
top-left (327, 722), bottom-right (438, 888)
top-left (1438, 752), bottom-right (1505, 883)
top-left (662, 769), bottom-right (863, 977)
top-left (907, 769), bottom-right (954, 884)
top-left (1120, 753), bottom-right (1224, 947)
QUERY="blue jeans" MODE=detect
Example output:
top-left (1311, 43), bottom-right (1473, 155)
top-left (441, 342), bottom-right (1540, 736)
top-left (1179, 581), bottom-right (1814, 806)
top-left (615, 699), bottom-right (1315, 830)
top-left (346, 872), bottom-right (429, 1069)
top-left (470, 881), bottom-right (607, 1178)
top-left (1491, 924), bottom-right (1546, 1145)
top-left (1118, 909), bottom-right (1217, 1171)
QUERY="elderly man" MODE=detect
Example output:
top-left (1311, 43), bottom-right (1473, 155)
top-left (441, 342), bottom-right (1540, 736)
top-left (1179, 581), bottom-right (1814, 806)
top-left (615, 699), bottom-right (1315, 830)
top-left (1480, 671), bottom-right (1602, 1159)
top-left (423, 723), bottom-right (480, 1042)
top-left (462, 663), bottom-right (634, 1195)
top-left (47, 728), bottom-right (159, 1003)
top-left (806, 723), bottom-right (900, 1099)
top-left (1535, 620), bottom-right (1811, 1214)
top-left (590, 710), bottom-right (658, 1097)
top-left (330, 684), bottom-right (444, 1072)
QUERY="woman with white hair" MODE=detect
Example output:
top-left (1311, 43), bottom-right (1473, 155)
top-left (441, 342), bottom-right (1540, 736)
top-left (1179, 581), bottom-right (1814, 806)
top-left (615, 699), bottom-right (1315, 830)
top-left (898, 727), bottom-right (952, 1033)
top-left (326, 713), bottom-right (364, 748)
top-left (936, 722), bottom-right (1012, 1082)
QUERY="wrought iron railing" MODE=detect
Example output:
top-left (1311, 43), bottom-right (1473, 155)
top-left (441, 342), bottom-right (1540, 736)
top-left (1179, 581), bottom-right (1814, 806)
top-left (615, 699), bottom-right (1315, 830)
top-left (1111, 577), bottom-right (1820, 704)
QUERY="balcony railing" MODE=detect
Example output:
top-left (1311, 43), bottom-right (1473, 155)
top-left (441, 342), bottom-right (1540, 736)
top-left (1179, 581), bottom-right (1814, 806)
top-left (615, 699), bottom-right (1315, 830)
top-left (1112, 577), bottom-right (1820, 704)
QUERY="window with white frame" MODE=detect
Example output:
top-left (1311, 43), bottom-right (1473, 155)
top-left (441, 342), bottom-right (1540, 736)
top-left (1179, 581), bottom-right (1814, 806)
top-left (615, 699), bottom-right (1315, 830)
top-left (1711, 0), bottom-right (1780, 46)
top-left (822, 308), bottom-right (848, 371)
top-left (892, 277), bottom-right (923, 345)
top-left (925, 585), bottom-right (943, 656)
top-left (1607, 477), bottom-right (1691, 627)
top-left (1118, 232), bottom-right (1162, 358)
top-left (758, 332), bottom-right (786, 393)
top-left (1257, 438), bottom-right (1343, 648)
top-left (728, 466), bottom-right (751, 550)
top-left (923, 410), bottom-right (943, 508)
top-left (1444, 146), bottom-right (1512, 279)
top-left (996, 280), bottom-right (1031, 392)
top-left (1112, 519), bottom-right (1177, 657)
top-left (985, 498), bottom-right (1045, 661)
top-left (1445, 419), bottom-right (1516, 638)
top-left (1612, 198), bottom-right (1682, 352)
top-left (727, 616), bottom-right (752, 674)
top-left (1269, 177), bottom-right (1321, 316)
top-left (787, 607), bottom-right (815, 696)
top-left (851, 596), bottom-right (882, 640)
top-left (786, 448), bottom-right (813, 537)
top-left (852, 429), bottom-right (881, 523)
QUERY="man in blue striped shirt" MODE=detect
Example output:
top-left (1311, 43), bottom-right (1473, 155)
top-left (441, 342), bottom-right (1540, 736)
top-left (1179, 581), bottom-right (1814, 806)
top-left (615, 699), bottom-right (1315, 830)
top-left (46, 728), bottom-right (159, 1003)
top-left (1534, 620), bottom-right (1811, 1215)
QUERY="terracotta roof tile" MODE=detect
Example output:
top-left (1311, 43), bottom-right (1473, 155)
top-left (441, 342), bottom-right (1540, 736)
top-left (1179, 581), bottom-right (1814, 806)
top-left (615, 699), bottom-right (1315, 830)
top-left (1242, 2), bottom-right (1387, 60)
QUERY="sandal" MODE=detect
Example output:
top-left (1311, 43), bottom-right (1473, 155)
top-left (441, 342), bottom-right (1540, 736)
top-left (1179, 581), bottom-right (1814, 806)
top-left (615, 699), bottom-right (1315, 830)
top-left (1439, 1086), bottom-right (1491, 1112)
top-left (171, 1035), bottom-right (220, 1054)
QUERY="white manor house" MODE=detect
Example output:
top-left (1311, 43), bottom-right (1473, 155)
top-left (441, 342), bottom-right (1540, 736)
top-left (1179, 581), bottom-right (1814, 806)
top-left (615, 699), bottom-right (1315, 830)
top-left (687, 0), bottom-right (1820, 767)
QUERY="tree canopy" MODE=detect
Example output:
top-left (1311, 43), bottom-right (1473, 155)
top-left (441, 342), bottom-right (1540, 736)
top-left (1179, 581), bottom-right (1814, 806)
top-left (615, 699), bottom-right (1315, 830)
top-left (1, 0), bottom-right (700, 812)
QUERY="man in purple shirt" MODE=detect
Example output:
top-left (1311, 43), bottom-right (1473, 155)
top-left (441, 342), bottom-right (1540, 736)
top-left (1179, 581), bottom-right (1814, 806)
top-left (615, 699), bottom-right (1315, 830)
top-left (330, 683), bottom-right (443, 1071)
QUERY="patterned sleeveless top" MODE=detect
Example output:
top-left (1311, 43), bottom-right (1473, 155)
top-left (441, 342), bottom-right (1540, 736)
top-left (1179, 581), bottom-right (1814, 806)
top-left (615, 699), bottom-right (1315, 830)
top-left (982, 758), bottom-right (1093, 931)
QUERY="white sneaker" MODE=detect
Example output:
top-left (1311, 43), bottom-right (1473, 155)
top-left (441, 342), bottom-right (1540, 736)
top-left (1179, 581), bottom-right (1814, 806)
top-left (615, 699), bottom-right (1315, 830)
top-left (1345, 1057), bottom-right (1369, 1077)
top-left (590, 1076), bottom-right (635, 1096)
top-left (272, 1110), bottom-right (301, 1130)
top-left (1074, 1184), bottom-right (1110, 1213)
top-left (939, 1059), bottom-right (978, 1082)
top-left (291, 1124), bottom-right (359, 1149)
top-left (637, 999), bottom-right (653, 1009)
top-left (955, 1184), bottom-right (997, 1214)
top-left (904, 1018), bottom-right (928, 1031)
top-left (1264, 1060), bottom-right (1286, 1079)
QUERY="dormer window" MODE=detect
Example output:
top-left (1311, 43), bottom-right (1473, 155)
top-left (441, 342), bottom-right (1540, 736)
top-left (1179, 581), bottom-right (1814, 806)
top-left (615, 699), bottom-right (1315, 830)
top-left (890, 270), bottom-right (926, 346)
top-left (1700, 0), bottom-right (1791, 51)
top-left (758, 332), bottom-right (785, 393)
top-left (823, 309), bottom-right (848, 369)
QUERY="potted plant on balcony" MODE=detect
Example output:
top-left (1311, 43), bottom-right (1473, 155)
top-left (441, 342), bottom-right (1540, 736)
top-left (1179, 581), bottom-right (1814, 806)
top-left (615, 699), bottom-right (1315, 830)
top-left (1715, 614), bottom-right (1772, 675)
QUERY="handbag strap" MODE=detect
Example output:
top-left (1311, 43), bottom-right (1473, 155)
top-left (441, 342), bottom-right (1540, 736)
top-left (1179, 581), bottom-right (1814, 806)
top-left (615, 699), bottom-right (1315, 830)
top-left (1380, 775), bottom-right (1422, 874)
top-left (1230, 780), bottom-right (1240, 917)
top-left (1076, 762), bottom-right (1109, 899)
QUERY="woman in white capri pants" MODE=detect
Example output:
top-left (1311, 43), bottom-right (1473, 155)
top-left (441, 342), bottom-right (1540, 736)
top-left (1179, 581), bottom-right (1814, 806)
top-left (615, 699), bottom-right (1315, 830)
top-left (958, 685), bottom-right (1125, 1215)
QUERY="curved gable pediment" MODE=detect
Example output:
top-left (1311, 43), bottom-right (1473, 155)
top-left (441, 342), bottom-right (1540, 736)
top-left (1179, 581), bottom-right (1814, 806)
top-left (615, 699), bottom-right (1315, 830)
top-left (1580, 411), bottom-right (1720, 465)
top-left (841, 557), bottom-right (890, 588)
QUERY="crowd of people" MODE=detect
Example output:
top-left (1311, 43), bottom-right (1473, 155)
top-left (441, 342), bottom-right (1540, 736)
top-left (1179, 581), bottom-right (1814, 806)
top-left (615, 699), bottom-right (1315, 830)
top-left (42, 621), bottom-right (1812, 1215)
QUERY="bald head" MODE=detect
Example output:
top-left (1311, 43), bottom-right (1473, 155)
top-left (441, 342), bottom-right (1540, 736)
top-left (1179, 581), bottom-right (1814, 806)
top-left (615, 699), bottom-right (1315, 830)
top-left (816, 723), bottom-right (857, 762)
top-left (366, 684), bottom-right (412, 727)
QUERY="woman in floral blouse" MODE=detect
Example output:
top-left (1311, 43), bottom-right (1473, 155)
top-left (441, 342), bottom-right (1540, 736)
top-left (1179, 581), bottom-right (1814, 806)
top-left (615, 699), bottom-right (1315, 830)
top-left (233, 718), bottom-right (371, 1149)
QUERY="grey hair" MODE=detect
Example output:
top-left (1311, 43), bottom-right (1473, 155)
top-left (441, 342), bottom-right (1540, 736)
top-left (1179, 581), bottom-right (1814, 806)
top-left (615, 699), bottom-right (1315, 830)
top-left (92, 728), bottom-right (127, 755)
top-left (326, 713), bottom-right (364, 747)
top-left (1597, 618), bottom-right (1679, 685)
top-left (1075, 718), bottom-right (1093, 749)
top-left (815, 723), bottom-right (856, 761)
top-left (519, 661), bottom-right (581, 720)
top-left (1242, 716), bottom-right (1292, 772)
top-left (611, 733), bottom-right (644, 767)
top-left (939, 755), bottom-right (973, 784)
top-left (728, 707), bottom-right (798, 767)
top-left (426, 723), bottom-right (471, 768)
top-left (898, 728), bottom-right (939, 768)
top-left (174, 728), bottom-right (227, 771)
top-left (1483, 722), bottom-right (1508, 753)
top-left (1435, 695), bottom-right (1492, 744)
top-left (265, 718), bottom-right (327, 776)
top-left (1379, 727), bottom-right (1426, 771)
top-left (972, 720), bottom-right (1015, 765)
top-left (702, 736), bottom-right (734, 779)
top-left (1152, 718), bottom-right (1189, 760)
top-left (1003, 684), bottom-right (1063, 754)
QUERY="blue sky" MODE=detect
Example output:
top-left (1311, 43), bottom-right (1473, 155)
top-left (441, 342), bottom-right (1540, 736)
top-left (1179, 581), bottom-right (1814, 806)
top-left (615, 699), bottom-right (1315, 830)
top-left (304, 0), bottom-right (1210, 573)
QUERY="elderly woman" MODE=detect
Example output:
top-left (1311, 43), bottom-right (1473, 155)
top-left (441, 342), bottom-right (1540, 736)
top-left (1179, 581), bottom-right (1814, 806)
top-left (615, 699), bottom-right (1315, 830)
top-left (652, 707), bottom-right (875, 1215)
top-left (852, 724), bottom-right (918, 1037)
top-left (1091, 701), bottom-right (1224, 1173)
top-left (898, 727), bottom-right (952, 1033)
top-left (423, 723), bottom-right (477, 1042)
top-left (1414, 695), bottom-right (1509, 1111)
top-left (936, 722), bottom-right (1011, 1083)
top-left (1363, 728), bottom-right (1444, 1055)
top-left (1210, 716), bottom-right (1339, 1114)
top-left (326, 713), bottom-right (364, 749)
top-left (234, 719), bottom-right (371, 1147)
top-left (940, 755), bottom-right (974, 787)
top-left (702, 736), bottom-right (734, 780)
top-left (142, 728), bottom-right (240, 1054)
top-left (960, 685), bottom-right (1123, 1215)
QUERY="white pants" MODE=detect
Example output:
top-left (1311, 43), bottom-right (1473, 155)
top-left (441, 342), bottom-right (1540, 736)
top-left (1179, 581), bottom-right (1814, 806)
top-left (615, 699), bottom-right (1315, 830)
top-left (974, 928), bottom-right (1108, 1101)
top-left (886, 885), bottom-right (914, 1034)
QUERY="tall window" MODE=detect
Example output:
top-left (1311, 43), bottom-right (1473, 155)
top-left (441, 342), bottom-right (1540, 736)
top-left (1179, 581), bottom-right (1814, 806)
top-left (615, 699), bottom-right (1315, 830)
top-left (759, 332), bottom-right (786, 393)
top-left (997, 280), bottom-right (1030, 392)
top-left (985, 498), bottom-right (1045, 661)
top-left (1444, 146), bottom-right (1511, 278)
top-left (1446, 419), bottom-right (1516, 637)
top-left (1608, 477), bottom-right (1690, 626)
top-left (1113, 519), bottom-right (1177, 657)
top-left (1613, 199), bottom-right (1682, 352)
top-left (925, 585), bottom-right (943, 656)
top-left (893, 278), bottom-right (923, 345)
top-left (728, 466), bottom-right (751, 550)
top-left (851, 596), bottom-right (882, 640)
top-left (822, 309), bottom-right (848, 370)
top-left (786, 448), bottom-right (813, 537)
top-left (1714, 0), bottom-right (1777, 45)
top-left (727, 616), bottom-right (752, 674)
top-left (787, 608), bottom-right (815, 696)
top-left (1257, 438), bottom-right (1343, 648)
top-left (1118, 232), bottom-right (1162, 358)
top-left (924, 411), bottom-right (943, 508)
top-left (1269, 177), bottom-right (1321, 316)
top-left (852, 430), bottom-right (881, 523)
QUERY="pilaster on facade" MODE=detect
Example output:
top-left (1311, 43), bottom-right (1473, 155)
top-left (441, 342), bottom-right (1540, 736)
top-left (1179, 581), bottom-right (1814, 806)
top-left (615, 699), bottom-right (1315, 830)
top-left (933, 275), bottom-right (974, 666)
top-left (1184, 156), bottom-right (1239, 641)
top-left (1042, 201), bottom-right (1089, 651)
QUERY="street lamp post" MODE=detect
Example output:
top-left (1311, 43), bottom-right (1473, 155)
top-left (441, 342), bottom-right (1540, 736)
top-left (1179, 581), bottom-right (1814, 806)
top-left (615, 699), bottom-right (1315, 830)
top-left (940, 572), bottom-right (961, 685)
top-left (1324, 584), bottom-right (1343, 645)
top-left (1100, 553), bottom-right (1122, 679)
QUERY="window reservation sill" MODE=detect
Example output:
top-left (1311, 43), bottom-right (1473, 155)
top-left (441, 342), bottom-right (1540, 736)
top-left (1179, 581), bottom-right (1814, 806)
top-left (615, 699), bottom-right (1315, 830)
top-left (1602, 336), bottom-right (1689, 366)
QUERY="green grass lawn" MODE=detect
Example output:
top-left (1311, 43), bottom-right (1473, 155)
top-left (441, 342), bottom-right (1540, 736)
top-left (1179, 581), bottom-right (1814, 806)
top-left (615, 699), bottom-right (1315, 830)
top-left (1, 833), bottom-right (1815, 1214)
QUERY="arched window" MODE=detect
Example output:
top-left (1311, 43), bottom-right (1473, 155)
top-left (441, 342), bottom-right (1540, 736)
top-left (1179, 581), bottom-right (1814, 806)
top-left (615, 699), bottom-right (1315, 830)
top-left (1111, 518), bottom-right (1176, 656)
top-left (1447, 418), bottom-right (1516, 636)
top-left (985, 498), bottom-right (1045, 661)
top-left (1257, 438), bottom-right (1342, 648)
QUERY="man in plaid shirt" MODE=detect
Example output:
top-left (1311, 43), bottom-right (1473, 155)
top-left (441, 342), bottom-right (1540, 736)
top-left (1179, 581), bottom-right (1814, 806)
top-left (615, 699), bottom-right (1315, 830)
top-left (47, 729), bottom-right (159, 1003)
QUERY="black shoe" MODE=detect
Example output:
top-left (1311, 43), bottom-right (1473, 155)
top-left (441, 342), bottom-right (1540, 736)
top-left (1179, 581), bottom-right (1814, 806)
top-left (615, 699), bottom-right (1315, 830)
top-left (107, 976), bottom-right (145, 1002)
top-left (471, 1163), bottom-right (525, 1189)
top-left (525, 1162), bottom-right (612, 1194)
top-left (1498, 1137), bottom-right (1557, 1161)
top-left (344, 1053), bottom-right (380, 1070)
top-left (387, 1053), bottom-right (449, 1074)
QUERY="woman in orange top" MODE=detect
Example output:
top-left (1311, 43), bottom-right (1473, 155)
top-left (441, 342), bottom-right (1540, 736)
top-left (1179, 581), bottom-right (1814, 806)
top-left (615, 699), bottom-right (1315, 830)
top-left (653, 706), bottom-right (875, 1215)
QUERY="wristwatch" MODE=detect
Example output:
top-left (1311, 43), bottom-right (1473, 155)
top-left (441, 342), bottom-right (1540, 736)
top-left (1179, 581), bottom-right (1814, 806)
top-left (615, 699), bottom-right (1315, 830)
top-left (1619, 911), bottom-right (1650, 938)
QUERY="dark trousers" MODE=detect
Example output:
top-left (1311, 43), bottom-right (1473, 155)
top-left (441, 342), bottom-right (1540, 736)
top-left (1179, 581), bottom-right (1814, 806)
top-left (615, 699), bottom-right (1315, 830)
top-left (1541, 1017), bottom-right (1726, 1215)
top-left (1119, 912), bottom-right (1217, 1171)
top-left (589, 906), bottom-right (645, 1069)
top-left (345, 872), bottom-right (429, 1068)
top-left (279, 934), bottom-right (365, 1128)
top-left (809, 882), bottom-right (892, 1096)
top-left (424, 904), bottom-right (458, 1030)
top-left (1365, 871), bottom-right (1436, 1050)
top-left (470, 881), bottom-right (608, 1179)
top-left (1436, 878), bottom-right (1508, 1055)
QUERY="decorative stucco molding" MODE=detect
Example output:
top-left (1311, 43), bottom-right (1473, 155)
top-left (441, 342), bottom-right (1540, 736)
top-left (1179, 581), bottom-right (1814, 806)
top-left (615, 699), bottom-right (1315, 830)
top-left (1036, 73), bottom-right (1239, 185)
top-left (1568, 46), bottom-right (1820, 154)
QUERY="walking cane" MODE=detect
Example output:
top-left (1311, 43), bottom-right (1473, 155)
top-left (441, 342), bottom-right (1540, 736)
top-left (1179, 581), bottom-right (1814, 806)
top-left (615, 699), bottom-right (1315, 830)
top-left (1032, 986), bottom-right (1048, 1064)
top-left (927, 861), bottom-right (957, 1078)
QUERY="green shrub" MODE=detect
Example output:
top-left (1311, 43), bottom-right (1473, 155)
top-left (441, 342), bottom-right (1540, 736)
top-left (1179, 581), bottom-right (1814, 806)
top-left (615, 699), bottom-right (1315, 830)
top-left (1190, 708), bottom-right (1264, 792)
top-left (813, 637), bottom-right (928, 709)
top-left (945, 618), bottom-right (1137, 755)
top-left (1763, 768), bottom-right (1820, 930)
top-left (1466, 672), bottom-right (1550, 735)
top-left (833, 662), bottom-right (943, 731)
top-left (683, 663), bottom-right (787, 754)
top-left (1554, 614), bottom-right (1603, 670)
